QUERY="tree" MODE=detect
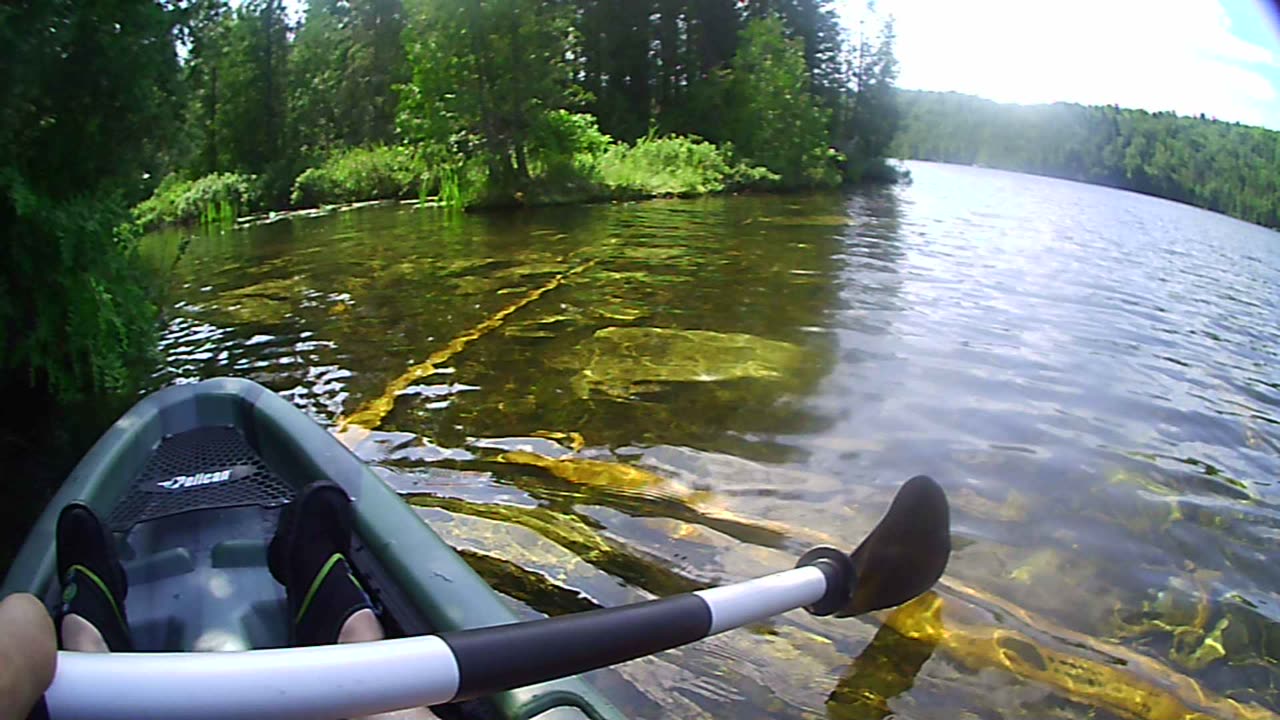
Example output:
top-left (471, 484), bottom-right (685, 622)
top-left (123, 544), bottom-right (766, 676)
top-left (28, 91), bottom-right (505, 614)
top-left (726, 16), bottom-right (834, 186)
top-left (0, 0), bottom-right (181, 398)
top-left (218, 0), bottom-right (290, 178)
top-left (839, 12), bottom-right (898, 180)
top-left (346, 0), bottom-right (407, 146)
top-left (177, 0), bottom-right (234, 176)
top-left (289, 0), bottom-right (354, 157)
top-left (399, 0), bottom-right (579, 194)
top-left (742, 0), bottom-right (843, 98)
top-left (290, 0), bottom-right (406, 158)
top-left (177, 0), bottom-right (290, 196)
top-left (575, 0), bottom-right (652, 140)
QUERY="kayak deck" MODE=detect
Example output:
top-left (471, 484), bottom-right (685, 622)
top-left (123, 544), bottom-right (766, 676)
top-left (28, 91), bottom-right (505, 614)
top-left (104, 425), bottom-right (294, 652)
top-left (107, 426), bottom-right (293, 530)
top-left (122, 505), bottom-right (289, 651)
top-left (2, 378), bottom-right (622, 720)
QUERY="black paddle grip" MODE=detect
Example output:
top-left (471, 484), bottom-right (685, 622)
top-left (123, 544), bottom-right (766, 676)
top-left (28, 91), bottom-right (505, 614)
top-left (441, 593), bottom-right (712, 701)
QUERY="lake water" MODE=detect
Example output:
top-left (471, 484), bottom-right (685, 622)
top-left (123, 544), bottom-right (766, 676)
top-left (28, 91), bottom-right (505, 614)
top-left (145, 161), bottom-right (1280, 719)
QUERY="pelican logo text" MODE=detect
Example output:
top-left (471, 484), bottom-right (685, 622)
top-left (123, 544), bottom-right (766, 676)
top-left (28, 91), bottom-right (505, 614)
top-left (158, 469), bottom-right (232, 490)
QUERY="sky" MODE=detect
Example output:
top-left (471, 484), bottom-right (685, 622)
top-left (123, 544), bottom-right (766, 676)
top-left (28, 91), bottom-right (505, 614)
top-left (837, 0), bottom-right (1280, 130)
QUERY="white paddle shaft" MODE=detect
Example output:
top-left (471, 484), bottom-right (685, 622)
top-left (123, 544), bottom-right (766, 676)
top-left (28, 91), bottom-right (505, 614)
top-left (43, 566), bottom-right (829, 720)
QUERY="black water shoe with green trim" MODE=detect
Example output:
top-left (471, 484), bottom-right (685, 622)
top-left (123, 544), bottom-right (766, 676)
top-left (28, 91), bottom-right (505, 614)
top-left (268, 481), bottom-right (373, 646)
top-left (55, 503), bottom-right (133, 652)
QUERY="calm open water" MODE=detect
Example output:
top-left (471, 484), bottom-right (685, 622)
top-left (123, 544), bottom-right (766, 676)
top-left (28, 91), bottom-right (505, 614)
top-left (145, 161), bottom-right (1280, 719)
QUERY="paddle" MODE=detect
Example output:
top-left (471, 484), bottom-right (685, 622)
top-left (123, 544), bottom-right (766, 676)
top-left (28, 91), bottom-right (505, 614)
top-left (44, 475), bottom-right (950, 720)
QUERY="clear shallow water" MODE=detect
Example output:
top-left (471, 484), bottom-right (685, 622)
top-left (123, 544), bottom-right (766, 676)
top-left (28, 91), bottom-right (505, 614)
top-left (144, 161), bottom-right (1280, 719)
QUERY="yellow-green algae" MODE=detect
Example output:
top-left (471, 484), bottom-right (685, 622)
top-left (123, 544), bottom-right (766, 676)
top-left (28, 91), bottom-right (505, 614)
top-left (529, 430), bottom-right (587, 452)
top-left (565, 326), bottom-right (806, 398)
top-left (951, 487), bottom-right (1031, 523)
top-left (886, 591), bottom-right (1278, 720)
top-left (336, 258), bottom-right (597, 440)
top-left (1112, 573), bottom-right (1280, 684)
top-left (457, 550), bottom-right (603, 615)
top-left (407, 494), bottom-right (705, 597)
top-left (744, 215), bottom-right (855, 226)
top-left (492, 449), bottom-right (794, 549)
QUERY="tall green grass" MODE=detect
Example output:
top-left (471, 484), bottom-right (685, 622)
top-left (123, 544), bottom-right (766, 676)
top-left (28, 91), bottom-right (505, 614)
top-left (596, 135), bottom-right (777, 197)
top-left (290, 145), bottom-right (428, 207)
top-left (135, 126), bottom-right (785, 221)
top-left (133, 173), bottom-right (260, 230)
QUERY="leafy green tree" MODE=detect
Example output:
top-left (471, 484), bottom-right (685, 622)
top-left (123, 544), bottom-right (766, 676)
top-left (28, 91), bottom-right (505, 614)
top-left (289, 0), bottom-right (354, 157)
top-left (399, 0), bottom-right (579, 194)
top-left (290, 0), bottom-right (406, 158)
top-left (726, 16), bottom-right (835, 186)
top-left (0, 0), bottom-right (180, 399)
top-left (743, 0), bottom-right (843, 97)
top-left (573, 0), bottom-right (844, 142)
top-left (177, 0), bottom-right (233, 176)
top-left (576, 0), bottom-right (653, 140)
top-left (176, 0), bottom-right (290, 198)
top-left (218, 0), bottom-right (290, 177)
top-left (838, 14), bottom-right (898, 180)
top-left (346, 0), bottom-right (407, 146)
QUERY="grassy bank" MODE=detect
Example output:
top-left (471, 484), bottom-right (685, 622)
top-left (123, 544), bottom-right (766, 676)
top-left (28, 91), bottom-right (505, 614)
top-left (470, 132), bottom-right (787, 208)
top-left (134, 121), bottom-right (894, 227)
top-left (134, 172), bottom-right (262, 229)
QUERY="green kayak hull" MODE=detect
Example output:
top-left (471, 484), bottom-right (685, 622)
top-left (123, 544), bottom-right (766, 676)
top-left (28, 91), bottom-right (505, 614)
top-left (1, 377), bottom-right (623, 720)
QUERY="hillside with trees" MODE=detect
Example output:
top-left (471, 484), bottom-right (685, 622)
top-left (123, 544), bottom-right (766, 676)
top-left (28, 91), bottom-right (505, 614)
top-left (892, 90), bottom-right (1280, 229)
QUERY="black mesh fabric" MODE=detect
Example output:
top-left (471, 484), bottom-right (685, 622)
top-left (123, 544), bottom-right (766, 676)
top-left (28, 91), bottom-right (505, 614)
top-left (106, 426), bottom-right (294, 530)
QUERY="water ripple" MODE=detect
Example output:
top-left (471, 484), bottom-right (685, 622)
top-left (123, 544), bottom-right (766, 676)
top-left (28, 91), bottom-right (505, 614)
top-left (143, 162), bottom-right (1280, 719)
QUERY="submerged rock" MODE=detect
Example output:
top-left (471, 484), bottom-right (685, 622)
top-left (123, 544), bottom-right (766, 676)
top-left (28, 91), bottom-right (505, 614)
top-left (565, 326), bottom-right (806, 398)
top-left (211, 275), bottom-right (307, 325)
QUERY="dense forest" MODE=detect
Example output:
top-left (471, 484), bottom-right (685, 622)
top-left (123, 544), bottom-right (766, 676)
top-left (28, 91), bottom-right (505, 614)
top-left (892, 90), bottom-right (1280, 229)
top-left (134, 0), bottom-right (902, 224)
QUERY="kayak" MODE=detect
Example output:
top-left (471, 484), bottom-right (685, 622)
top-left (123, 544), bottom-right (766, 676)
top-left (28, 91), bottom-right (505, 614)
top-left (1, 377), bottom-right (624, 720)
top-left (2, 377), bottom-right (951, 720)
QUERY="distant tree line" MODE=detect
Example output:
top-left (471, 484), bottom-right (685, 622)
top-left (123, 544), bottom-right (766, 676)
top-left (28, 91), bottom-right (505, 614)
top-left (892, 90), bottom-right (1280, 229)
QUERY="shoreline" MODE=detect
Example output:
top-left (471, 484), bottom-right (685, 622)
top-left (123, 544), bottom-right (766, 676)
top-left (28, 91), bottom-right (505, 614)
top-left (154, 168), bottom-right (908, 234)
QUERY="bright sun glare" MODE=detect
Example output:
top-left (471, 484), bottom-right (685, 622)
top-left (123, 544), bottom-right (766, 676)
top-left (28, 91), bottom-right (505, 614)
top-left (839, 0), bottom-right (1280, 129)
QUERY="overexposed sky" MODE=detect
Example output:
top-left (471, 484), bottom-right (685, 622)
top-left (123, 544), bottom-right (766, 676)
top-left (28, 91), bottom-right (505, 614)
top-left (838, 0), bottom-right (1280, 130)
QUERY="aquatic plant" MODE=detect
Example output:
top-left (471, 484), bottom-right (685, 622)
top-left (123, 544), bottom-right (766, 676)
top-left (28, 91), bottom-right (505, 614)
top-left (290, 145), bottom-right (428, 207)
top-left (133, 173), bottom-right (261, 230)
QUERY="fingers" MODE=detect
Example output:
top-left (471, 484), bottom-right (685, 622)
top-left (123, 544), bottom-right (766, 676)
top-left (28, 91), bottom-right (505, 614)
top-left (0, 593), bottom-right (57, 720)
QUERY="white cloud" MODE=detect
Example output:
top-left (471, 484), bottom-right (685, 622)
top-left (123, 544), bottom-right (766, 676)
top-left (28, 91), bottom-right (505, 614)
top-left (837, 0), bottom-right (1280, 128)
